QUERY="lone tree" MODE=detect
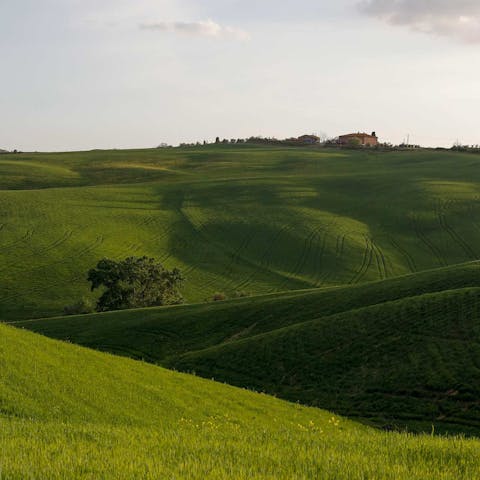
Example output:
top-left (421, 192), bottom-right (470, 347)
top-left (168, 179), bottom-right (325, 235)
top-left (88, 257), bottom-right (184, 312)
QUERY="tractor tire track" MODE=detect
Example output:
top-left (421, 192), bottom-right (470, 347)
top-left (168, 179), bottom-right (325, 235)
top-left (436, 205), bottom-right (477, 260)
top-left (314, 232), bottom-right (347, 286)
top-left (282, 215), bottom-right (340, 290)
top-left (203, 225), bottom-right (260, 292)
top-left (411, 215), bottom-right (447, 267)
top-left (312, 231), bottom-right (330, 287)
top-left (276, 225), bottom-right (323, 291)
top-left (281, 225), bottom-right (325, 289)
top-left (369, 237), bottom-right (388, 280)
top-left (349, 235), bottom-right (374, 284)
top-left (0, 236), bottom-right (105, 303)
top-left (0, 231), bottom-right (74, 272)
top-left (388, 236), bottom-right (417, 273)
top-left (234, 221), bottom-right (301, 292)
top-left (0, 229), bottom-right (34, 251)
top-left (336, 234), bottom-right (346, 260)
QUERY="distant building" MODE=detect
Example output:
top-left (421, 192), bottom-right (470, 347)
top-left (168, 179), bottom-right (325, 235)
top-left (297, 134), bottom-right (320, 145)
top-left (339, 132), bottom-right (378, 147)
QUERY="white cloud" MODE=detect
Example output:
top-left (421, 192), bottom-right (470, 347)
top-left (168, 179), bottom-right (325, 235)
top-left (139, 19), bottom-right (250, 41)
top-left (358, 0), bottom-right (480, 43)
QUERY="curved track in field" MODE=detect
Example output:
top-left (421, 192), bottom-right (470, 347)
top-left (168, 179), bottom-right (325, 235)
top-left (4, 146), bottom-right (480, 321)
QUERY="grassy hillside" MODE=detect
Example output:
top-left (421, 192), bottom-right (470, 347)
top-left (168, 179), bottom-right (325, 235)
top-left (14, 261), bottom-right (480, 360)
top-left (15, 262), bottom-right (480, 434)
top-left (170, 287), bottom-right (480, 435)
top-left (3, 145), bottom-right (480, 320)
top-left (0, 322), bottom-right (479, 479)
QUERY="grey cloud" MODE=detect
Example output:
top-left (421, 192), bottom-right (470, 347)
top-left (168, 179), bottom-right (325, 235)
top-left (358, 0), bottom-right (480, 43)
top-left (139, 19), bottom-right (250, 41)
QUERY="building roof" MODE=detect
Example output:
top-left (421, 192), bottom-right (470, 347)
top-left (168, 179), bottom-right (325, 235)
top-left (339, 132), bottom-right (376, 138)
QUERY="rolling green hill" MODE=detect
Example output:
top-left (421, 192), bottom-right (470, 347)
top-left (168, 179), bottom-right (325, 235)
top-left (5, 144), bottom-right (480, 440)
top-left (0, 322), bottom-right (479, 479)
top-left (15, 262), bottom-right (480, 434)
top-left (3, 145), bottom-right (480, 320)
top-left (170, 287), bottom-right (480, 435)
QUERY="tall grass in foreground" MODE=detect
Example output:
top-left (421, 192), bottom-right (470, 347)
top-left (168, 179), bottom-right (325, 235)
top-left (0, 323), bottom-right (478, 479)
top-left (0, 417), bottom-right (479, 479)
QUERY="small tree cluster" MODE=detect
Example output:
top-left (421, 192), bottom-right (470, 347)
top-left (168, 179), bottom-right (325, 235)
top-left (451, 143), bottom-right (480, 153)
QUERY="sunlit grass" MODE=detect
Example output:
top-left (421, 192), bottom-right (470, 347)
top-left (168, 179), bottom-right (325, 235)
top-left (15, 261), bottom-right (480, 435)
top-left (0, 322), bottom-right (479, 479)
top-left (2, 145), bottom-right (480, 320)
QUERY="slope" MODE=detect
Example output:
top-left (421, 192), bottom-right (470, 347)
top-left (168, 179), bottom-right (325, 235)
top-left (1, 323), bottom-right (480, 479)
top-left (3, 145), bottom-right (480, 320)
top-left (169, 287), bottom-right (480, 435)
top-left (14, 262), bottom-right (480, 434)
top-left (14, 261), bottom-right (480, 361)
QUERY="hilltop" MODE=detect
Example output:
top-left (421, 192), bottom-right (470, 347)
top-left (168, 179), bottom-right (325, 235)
top-left (15, 261), bottom-right (480, 435)
top-left (0, 321), bottom-right (479, 479)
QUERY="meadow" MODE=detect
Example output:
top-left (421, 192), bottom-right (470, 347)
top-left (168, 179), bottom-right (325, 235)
top-left (2, 145), bottom-right (480, 320)
top-left (3, 144), bottom-right (480, 476)
top-left (1, 322), bottom-right (480, 479)
top-left (16, 261), bottom-right (480, 435)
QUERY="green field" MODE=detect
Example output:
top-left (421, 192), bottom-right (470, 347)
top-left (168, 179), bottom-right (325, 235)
top-left (2, 146), bottom-right (480, 320)
top-left (1, 321), bottom-right (480, 479)
top-left (3, 144), bottom-right (480, 476)
top-left (15, 261), bottom-right (480, 435)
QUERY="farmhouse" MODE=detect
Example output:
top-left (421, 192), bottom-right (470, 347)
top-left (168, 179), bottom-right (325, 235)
top-left (339, 132), bottom-right (378, 147)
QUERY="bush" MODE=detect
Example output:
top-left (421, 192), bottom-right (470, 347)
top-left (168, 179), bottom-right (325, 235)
top-left (63, 298), bottom-right (94, 316)
top-left (212, 293), bottom-right (227, 302)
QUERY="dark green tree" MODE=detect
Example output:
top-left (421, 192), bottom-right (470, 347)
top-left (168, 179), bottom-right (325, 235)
top-left (88, 257), bottom-right (184, 312)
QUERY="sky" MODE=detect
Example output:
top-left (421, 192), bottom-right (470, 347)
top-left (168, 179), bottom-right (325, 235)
top-left (1, 0), bottom-right (480, 151)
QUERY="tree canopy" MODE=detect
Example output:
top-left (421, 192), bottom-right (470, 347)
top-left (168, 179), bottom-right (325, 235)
top-left (88, 257), bottom-right (184, 312)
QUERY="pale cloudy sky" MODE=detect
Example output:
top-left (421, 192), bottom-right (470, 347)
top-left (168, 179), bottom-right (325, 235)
top-left (1, 0), bottom-right (480, 151)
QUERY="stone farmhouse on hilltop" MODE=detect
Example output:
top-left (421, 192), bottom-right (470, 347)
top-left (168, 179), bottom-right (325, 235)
top-left (339, 132), bottom-right (378, 146)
